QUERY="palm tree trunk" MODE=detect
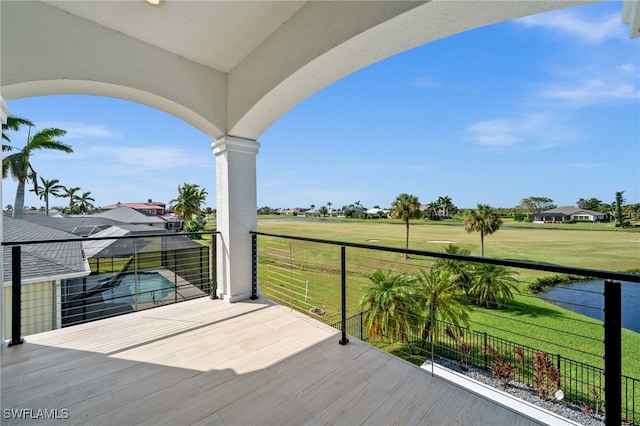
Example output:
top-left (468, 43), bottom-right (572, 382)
top-left (13, 180), bottom-right (26, 219)
top-left (404, 220), bottom-right (410, 260)
top-left (480, 232), bottom-right (485, 257)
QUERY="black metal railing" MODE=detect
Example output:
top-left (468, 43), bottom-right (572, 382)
top-left (251, 231), bottom-right (640, 426)
top-left (3, 231), bottom-right (217, 340)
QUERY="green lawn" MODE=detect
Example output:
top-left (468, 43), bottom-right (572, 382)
top-left (256, 217), bottom-right (640, 378)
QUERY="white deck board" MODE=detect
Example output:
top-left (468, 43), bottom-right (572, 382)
top-left (2, 297), bottom-right (560, 425)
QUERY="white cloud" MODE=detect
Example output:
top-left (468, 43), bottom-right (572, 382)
top-left (40, 121), bottom-right (120, 139)
top-left (411, 76), bottom-right (438, 88)
top-left (516, 10), bottom-right (624, 42)
top-left (565, 162), bottom-right (608, 170)
top-left (90, 146), bottom-right (210, 171)
top-left (467, 114), bottom-right (582, 150)
top-left (540, 78), bottom-right (639, 105)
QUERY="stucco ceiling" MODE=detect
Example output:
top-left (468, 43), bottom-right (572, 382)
top-left (44, 1), bottom-right (308, 74)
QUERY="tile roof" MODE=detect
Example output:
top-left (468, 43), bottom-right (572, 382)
top-left (93, 206), bottom-right (167, 224)
top-left (3, 217), bottom-right (91, 284)
top-left (540, 206), bottom-right (606, 216)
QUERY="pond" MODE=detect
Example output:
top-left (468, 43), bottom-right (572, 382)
top-left (542, 280), bottom-right (640, 333)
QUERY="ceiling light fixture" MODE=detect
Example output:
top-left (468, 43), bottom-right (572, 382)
top-left (145, 0), bottom-right (162, 6)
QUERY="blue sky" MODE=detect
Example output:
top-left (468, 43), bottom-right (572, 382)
top-left (3, 2), bottom-right (639, 211)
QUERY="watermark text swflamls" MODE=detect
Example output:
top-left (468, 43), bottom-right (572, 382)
top-left (3, 408), bottom-right (69, 420)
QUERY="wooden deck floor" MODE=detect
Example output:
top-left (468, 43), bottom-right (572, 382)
top-left (3, 298), bottom-right (557, 425)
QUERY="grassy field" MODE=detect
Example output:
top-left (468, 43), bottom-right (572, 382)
top-left (255, 217), bottom-right (640, 377)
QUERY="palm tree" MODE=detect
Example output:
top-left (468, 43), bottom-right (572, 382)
top-left (358, 270), bottom-right (417, 343)
top-left (2, 115), bottom-right (34, 147)
top-left (436, 195), bottom-right (455, 218)
top-left (470, 263), bottom-right (519, 309)
top-left (433, 244), bottom-right (474, 295)
top-left (3, 127), bottom-right (71, 219)
top-left (169, 182), bottom-right (207, 220)
top-left (415, 268), bottom-right (471, 349)
top-left (31, 177), bottom-right (64, 216)
top-left (390, 193), bottom-right (421, 259)
top-left (61, 186), bottom-right (81, 212)
top-left (464, 204), bottom-right (502, 257)
top-left (77, 191), bottom-right (96, 214)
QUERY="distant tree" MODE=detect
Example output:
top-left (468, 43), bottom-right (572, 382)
top-left (327, 201), bottom-right (332, 210)
top-left (61, 186), bottom-right (81, 211)
top-left (577, 197), bottom-right (606, 212)
top-left (3, 126), bottom-right (72, 218)
top-left (470, 263), bottom-right (519, 309)
top-left (518, 197), bottom-right (556, 213)
top-left (5, 204), bottom-right (13, 211)
top-left (257, 206), bottom-right (273, 215)
top-left (319, 206), bottom-right (328, 216)
top-left (30, 177), bottom-right (64, 216)
top-left (614, 191), bottom-right (627, 227)
top-left (433, 245), bottom-right (474, 295)
top-left (184, 216), bottom-right (207, 239)
top-left (390, 193), bottom-right (421, 259)
top-left (436, 195), bottom-right (456, 218)
top-left (77, 191), bottom-right (96, 214)
top-left (169, 183), bottom-right (207, 220)
top-left (465, 204), bottom-right (502, 257)
top-left (625, 203), bottom-right (640, 220)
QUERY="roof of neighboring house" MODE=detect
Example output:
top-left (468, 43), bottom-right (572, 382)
top-left (93, 206), bottom-right (167, 224)
top-left (538, 206), bottom-right (606, 216)
top-left (20, 214), bottom-right (123, 236)
top-left (101, 201), bottom-right (165, 211)
top-left (83, 224), bottom-right (204, 258)
top-left (3, 217), bottom-right (91, 285)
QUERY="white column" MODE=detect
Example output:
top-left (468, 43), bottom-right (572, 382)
top-left (1, 96), bottom-right (9, 341)
top-left (212, 136), bottom-right (260, 302)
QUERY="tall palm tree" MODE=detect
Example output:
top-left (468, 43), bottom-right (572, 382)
top-left (358, 270), bottom-right (417, 343)
top-left (61, 186), bottom-right (81, 212)
top-left (390, 193), bottom-right (421, 259)
top-left (464, 204), bottom-right (502, 257)
top-left (433, 244), bottom-right (474, 296)
top-left (415, 268), bottom-right (471, 349)
top-left (169, 182), bottom-right (207, 220)
top-left (3, 127), bottom-right (71, 219)
top-left (470, 263), bottom-right (519, 309)
top-left (31, 177), bottom-right (64, 216)
top-left (77, 191), bottom-right (96, 214)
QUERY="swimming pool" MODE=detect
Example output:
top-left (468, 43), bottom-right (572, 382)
top-left (101, 272), bottom-right (175, 304)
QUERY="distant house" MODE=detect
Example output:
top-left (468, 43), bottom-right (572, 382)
top-left (101, 199), bottom-right (166, 215)
top-left (530, 206), bottom-right (608, 223)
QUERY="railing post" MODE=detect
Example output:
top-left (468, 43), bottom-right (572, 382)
top-left (603, 279), bottom-right (621, 426)
top-left (251, 233), bottom-right (258, 299)
top-left (9, 246), bottom-right (24, 346)
top-left (483, 332), bottom-right (488, 370)
top-left (210, 234), bottom-right (217, 299)
top-left (339, 246), bottom-right (349, 345)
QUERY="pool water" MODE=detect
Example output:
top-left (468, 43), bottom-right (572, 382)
top-left (102, 272), bottom-right (175, 304)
